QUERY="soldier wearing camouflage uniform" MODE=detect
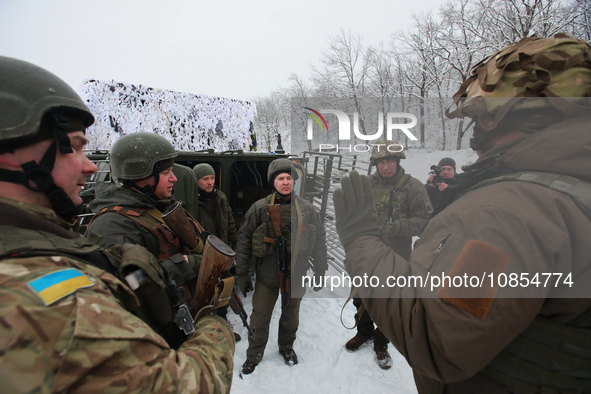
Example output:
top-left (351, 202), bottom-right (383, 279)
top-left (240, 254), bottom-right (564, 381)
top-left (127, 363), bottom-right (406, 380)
top-left (235, 158), bottom-right (328, 375)
top-left (334, 35), bottom-right (591, 393)
top-left (85, 132), bottom-right (207, 347)
top-left (193, 163), bottom-right (237, 249)
top-left (0, 56), bottom-right (234, 393)
top-left (345, 140), bottom-right (432, 369)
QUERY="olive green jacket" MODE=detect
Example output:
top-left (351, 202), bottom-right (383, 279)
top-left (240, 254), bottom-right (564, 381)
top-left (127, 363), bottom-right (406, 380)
top-left (344, 116), bottom-right (591, 393)
top-left (85, 182), bottom-right (200, 285)
top-left (197, 188), bottom-right (237, 249)
top-left (235, 193), bottom-right (327, 295)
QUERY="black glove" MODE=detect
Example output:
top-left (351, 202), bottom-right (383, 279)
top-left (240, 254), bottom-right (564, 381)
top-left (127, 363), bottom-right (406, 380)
top-left (236, 274), bottom-right (253, 297)
top-left (333, 171), bottom-right (381, 246)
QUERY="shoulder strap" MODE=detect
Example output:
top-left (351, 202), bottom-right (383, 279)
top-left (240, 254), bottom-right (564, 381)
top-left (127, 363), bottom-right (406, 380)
top-left (473, 171), bottom-right (591, 220)
top-left (0, 226), bottom-right (117, 275)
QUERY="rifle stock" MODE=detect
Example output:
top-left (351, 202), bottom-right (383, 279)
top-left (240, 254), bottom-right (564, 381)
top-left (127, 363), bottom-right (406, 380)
top-left (268, 204), bottom-right (290, 308)
top-left (190, 235), bottom-right (236, 315)
top-left (161, 201), bottom-right (204, 253)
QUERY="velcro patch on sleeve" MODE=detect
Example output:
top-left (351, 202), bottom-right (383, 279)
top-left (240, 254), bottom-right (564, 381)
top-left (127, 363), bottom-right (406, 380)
top-left (424, 199), bottom-right (434, 214)
top-left (27, 268), bottom-right (94, 306)
top-left (437, 240), bottom-right (510, 320)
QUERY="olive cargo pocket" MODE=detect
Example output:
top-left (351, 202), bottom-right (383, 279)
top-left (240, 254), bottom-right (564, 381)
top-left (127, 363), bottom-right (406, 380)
top-left (252, 222), bottom-right (274, 257)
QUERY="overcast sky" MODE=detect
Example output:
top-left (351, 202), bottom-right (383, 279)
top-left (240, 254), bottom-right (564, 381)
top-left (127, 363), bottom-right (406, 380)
top-left (1, 0), bottom-right (443, 102)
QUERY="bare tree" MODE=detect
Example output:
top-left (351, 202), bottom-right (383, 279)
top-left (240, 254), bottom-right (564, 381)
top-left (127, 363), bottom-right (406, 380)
top-left (437, 0), bottom-right (492, 148)
top-left (570, 0), bottom-right (591, 40)
top-left (475, 0), bottom-right (578, 46)
top-left (311, 29), bottom-right (371, 137)
top-left (253, 96), bottom-right (283, 152)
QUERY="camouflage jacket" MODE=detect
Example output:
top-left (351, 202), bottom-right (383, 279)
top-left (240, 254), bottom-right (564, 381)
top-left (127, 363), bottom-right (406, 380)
top-left (369, 166), bottom-right (432, 260)
top-left (0, 197), bottom-right (235, 393)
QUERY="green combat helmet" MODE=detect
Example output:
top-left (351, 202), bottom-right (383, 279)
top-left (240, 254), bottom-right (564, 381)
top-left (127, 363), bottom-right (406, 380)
top-left (0, 56), bottom-right (94, 147)
top-left (446, 33), bottom-right (591, 150)
top-left (369, 139), bottom-right (406, 166)
top-left (110, 132), bottom-right (177, 181)
top-left (267, 158), bottom-right (299, 183)
top-left (0, 56), bottom-right (95, 221)
top-left (110, 132), bottom-right (177, 200)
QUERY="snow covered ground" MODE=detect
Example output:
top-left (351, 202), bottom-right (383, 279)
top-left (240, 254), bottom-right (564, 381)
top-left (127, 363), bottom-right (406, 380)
top-left (227, 148), bottom-right (479, 393)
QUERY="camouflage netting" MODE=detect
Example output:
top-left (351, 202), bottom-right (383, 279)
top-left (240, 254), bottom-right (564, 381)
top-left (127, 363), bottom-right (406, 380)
top-left (80, 80), bottom-right (256, 151)
top-left (447, 33), bottom-right (591, 135)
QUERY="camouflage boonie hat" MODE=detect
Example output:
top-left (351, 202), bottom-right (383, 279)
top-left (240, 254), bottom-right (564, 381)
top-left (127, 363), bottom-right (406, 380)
top-left (446, 34), bottom-right (591, 148)
top-left (370, 139), bottom-right (405, 165)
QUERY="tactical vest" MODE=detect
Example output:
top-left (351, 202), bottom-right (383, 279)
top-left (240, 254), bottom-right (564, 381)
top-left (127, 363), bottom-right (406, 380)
top-left (251, 195), bottom-right (316, 259)
top-left (470, 171), bottom-right (591, 393)
top-left (373, 174), bottom-right (410, 234)
top-left (89, 206), bottom-right (182, 260)
top-left (88, 205), bottom-right (201, 340)
top-left (0, 225), bottom-right (176, 339)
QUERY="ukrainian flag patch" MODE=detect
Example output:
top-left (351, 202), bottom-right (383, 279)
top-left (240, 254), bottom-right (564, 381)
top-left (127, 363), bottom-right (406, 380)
top-left (27, 268), bottom-right (94, 306)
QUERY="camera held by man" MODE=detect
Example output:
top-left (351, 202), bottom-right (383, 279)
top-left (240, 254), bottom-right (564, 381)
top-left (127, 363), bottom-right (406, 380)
top-left (425, 158), bottom-right (462, 213)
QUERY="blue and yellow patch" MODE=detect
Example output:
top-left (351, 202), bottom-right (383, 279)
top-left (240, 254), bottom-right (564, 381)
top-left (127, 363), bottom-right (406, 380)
top-left (27, 268), bottom-right (94, 306)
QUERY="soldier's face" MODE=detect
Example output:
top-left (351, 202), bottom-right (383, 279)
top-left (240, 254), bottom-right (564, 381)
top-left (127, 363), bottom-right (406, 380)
top-left (377, 159), bottom-right (397, 178)
top-left (154, 166), bottom-right (177, 200)
top-left (52, 131), bottom-right (98, 207)
top-left (198, 175), bottom-right (215, 193)
top-left (274, 173), bottom-right (293, 196)
top-left (440, 166), bottom-right (455, 178)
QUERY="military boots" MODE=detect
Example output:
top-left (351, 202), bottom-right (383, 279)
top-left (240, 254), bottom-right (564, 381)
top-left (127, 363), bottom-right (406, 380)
top-left (279, 348), bottom-right (298, 366)
top-left (374, 346), bottom-right (392, 370)
top-left (345, 333), bottom-right (371, 351)
top-left (241, 360), bottom-right (258, 375)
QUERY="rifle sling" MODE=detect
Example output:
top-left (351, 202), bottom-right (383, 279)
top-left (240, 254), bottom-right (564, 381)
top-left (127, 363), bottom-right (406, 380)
top-left (267, 192), bottom-right (304, 276)
top-left (340, 287), bottom-right (365, 330)
top-left (213, 277), bottom-right (234, 308)
top-left (145, 207), bottom-right (165, 223)
top-left (291, 197), bottom-right (303, 274)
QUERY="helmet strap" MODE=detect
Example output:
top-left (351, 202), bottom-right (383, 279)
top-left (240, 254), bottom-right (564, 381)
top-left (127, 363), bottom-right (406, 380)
top-left (124, 171), bottom-right (160, 201)
top-left (0, 113), bottom-right (81, 221)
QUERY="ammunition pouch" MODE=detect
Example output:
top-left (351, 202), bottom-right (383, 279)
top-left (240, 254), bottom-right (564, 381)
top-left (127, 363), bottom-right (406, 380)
top-left (159, 253), bottom-right (197, 289)
top-left (111, 243), bottom-right (175, 330)
top-left (251, 202), bottom-right (317, 258)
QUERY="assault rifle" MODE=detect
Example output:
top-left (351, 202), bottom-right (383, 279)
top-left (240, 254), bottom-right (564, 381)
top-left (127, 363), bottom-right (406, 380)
top-left (191, 235), bottom-right (235, 315)
top-left (229, 283), bottom-right (255, 337)
top-left (161, 201), bottom-right (205, 254)
top-left (267, 204), bottom-right (290, 308)
top-left (161, 202), bottom-right (242, 329)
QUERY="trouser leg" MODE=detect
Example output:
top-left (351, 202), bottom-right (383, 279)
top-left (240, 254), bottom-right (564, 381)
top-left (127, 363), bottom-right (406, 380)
top-left (373, 327), bottom-right (390, 349)
top-left (278, 293), bottom-right (302, 351)
top-left (353, 296), bottom-right (375, 339)
top-left (246, 282), bottom-right (278, 363)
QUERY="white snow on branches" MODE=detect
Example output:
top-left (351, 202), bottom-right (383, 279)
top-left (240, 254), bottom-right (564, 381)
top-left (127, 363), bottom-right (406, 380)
top-left (80, 79), bottom-right (256, 151)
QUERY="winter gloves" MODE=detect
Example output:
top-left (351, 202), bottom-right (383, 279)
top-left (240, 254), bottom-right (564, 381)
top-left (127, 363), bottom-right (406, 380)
top-left (236, 273), bottom-right (253, 296)
top-left (333, 171), bottom-right (381, 246)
